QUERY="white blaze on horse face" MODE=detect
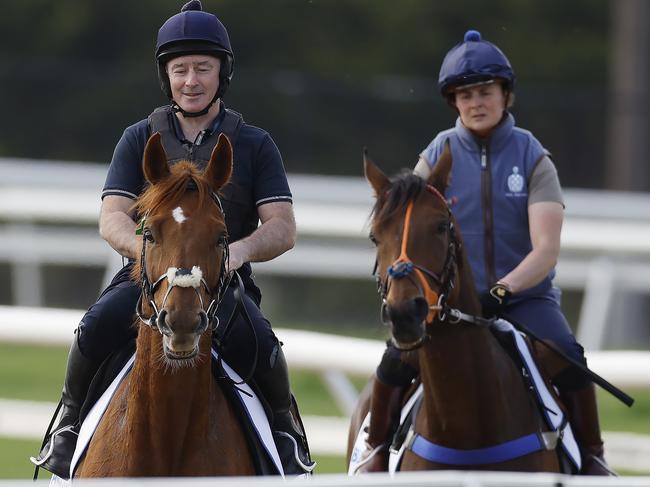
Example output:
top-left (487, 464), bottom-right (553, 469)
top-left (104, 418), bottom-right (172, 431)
top-left (172, 206), bottom-right (187, 224)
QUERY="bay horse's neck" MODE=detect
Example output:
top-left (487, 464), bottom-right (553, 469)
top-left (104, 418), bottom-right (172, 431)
top-left (416, 256), bottom-right (539, 446)
top-left (127, 329), bottom-right (215, 466)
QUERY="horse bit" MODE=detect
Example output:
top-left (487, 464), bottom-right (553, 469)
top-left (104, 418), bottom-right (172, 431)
top-left (135, 191), bottom-right (230, 335)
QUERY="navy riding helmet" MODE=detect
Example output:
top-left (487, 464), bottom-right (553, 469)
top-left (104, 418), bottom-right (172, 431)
top-left (155, 0), bottom-right (234, 116)
top-left (438, 30), bottom-right (514, 96)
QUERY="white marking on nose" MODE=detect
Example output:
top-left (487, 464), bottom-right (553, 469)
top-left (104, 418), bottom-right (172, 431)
top-left (167, 266), bottom-right (203, 288)
top-left (172, 207), bottom-right (187, 224)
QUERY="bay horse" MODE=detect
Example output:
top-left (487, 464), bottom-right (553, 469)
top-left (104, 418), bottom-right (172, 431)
top-left (75, 132), bottom-right (256, 476)
top-left (348, 143), bottom-right (563, 472)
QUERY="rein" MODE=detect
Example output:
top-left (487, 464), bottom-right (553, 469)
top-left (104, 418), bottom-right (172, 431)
top-left (135, 191), bottom-right (230, 334)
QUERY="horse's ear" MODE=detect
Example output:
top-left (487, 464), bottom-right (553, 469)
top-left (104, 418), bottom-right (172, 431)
top-left (142, 132), bottom-right (170, 184)
top-left (204, 133), bottom-right (233, 191)
top-left (363, 148), bottom-right (390, 197)
top-left (427, 139), bottom-right (453, 194)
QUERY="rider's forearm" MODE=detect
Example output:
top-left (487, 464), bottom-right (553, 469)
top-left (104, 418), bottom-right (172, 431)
top-left (498, 244), bottom-right (558, 294)
top-left (99, 211), bottom-right (140, 260)
top-left (230, 215), bottom-right (296, 266)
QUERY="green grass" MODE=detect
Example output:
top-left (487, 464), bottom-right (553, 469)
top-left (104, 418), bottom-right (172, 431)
top-left (289, 369), bottom-right (346, 416)
top-left (1, 342), bottom-right (649, 478)
top-left (311, 454), bottom-right (347, 475)
top-left (598, 388), bottom-right (650, 435)
top-left (0, 437), bottom-right (41, 479)
top-left (0, 343), bottom-right (68, 401)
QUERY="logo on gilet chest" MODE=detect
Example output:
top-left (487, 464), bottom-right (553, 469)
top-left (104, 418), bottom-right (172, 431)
top-left (505, 166), bottom-right (526, 197)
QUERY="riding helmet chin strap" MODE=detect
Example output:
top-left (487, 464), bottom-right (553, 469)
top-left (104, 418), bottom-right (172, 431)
top-left (171, 93), bottom-right (220, 118)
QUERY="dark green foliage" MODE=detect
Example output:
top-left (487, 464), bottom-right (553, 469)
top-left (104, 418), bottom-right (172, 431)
top-left (0, 1), bottom-right (610, 187)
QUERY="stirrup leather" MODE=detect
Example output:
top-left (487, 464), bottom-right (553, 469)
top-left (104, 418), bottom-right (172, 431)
top-left (30, 424), bottom-right (78, 466)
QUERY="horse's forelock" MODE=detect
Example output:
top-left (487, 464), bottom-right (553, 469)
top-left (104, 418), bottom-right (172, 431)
top-left (134, 161), bottom-right (214, 219)
top-left (371, 171), bottom-right (425, 226)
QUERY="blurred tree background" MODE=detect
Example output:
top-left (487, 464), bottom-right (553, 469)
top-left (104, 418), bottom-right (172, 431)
top-left (4, 0), bottom-right (646, 190)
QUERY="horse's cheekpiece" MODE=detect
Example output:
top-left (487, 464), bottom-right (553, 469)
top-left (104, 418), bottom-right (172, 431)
top-left (136, 194), bottom-right (230, 363)
top-left (375, 185), bottom-right (458, 337)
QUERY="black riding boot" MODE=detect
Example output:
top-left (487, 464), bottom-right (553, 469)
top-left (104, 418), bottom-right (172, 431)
top-left (31, 334), bottom-right (99, 479)
top-left (355, 376), bottom-right (407, 473)
top-left (562, 383), bottom-right (616, 476)
top-left (256, 344), bottom-right (316, 476)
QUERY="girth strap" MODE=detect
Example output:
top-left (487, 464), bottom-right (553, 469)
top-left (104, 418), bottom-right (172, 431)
top-left (407, 430), bottom-right (558, 466)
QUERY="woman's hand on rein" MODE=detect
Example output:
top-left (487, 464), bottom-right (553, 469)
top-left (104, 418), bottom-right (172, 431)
top-left (480, 282), bottom-right (512, 318)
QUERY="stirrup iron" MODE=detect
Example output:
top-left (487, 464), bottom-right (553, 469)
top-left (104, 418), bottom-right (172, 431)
top-left (30, 425), bottom-right (78, 466)
top-left (275, 431), bottom-right (316, 473)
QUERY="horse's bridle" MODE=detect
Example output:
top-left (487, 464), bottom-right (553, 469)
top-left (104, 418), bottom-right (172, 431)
top-left (374, 184), bottom-right (459, 335)
top-left (135, 192), bottom-right (230, 335)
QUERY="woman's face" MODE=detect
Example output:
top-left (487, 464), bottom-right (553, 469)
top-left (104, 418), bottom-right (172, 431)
top-left (453, 82), bottom-right (507, 137)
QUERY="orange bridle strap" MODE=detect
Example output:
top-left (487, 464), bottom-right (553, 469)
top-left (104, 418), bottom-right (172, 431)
top-left (389, 200), bottom-right (441, 323)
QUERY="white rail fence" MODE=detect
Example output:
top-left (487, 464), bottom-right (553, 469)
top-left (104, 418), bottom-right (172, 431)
top-left (2, 305), bottom-right (650, 389)
top-left (2, 157), bottom-right (650, 351)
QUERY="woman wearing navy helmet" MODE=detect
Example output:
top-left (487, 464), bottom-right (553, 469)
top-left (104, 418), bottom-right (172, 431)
top-left (32, 1), bottom-right (314, 477)
top-left (357, 31), bottom-right (611, 476)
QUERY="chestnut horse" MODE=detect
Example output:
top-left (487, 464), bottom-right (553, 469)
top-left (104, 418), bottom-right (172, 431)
top-left (75, 133), bottom-right (255, 476)
top-left (348, 144), bottom-right (562, 472)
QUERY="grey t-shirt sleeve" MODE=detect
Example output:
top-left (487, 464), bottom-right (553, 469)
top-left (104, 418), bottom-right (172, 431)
top-left (528, 155), bottom-right (564, 206)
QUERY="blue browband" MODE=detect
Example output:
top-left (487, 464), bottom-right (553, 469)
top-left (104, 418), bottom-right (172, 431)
top-left (408, 431), bottom-right (547, 465)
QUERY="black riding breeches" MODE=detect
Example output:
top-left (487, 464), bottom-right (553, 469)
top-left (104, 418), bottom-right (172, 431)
top-left (76, 264), bottom-right (279, 380)
top-left (77, 264), bottom-right (139, 364)
top-left (505, 296), bottom-right (589, 391)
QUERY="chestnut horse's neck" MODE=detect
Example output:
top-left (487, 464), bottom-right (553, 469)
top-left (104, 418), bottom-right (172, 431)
top-left (126, 328), bottom-right (216, 466)
top-left (416, 247), bottom-right (540, 448)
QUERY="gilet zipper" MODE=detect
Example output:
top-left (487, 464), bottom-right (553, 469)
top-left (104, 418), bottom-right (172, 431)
top-left (480, 144), bottom-right (496, 286)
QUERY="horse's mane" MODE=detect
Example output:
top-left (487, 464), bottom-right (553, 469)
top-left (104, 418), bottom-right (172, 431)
top-left (371, 170), bottom-right (425, 226)
top-left (133, 161), bottom-right (216, 221)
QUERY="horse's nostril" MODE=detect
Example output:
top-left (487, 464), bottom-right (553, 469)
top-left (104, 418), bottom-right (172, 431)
top-left (156, 309), bottom-right (173, 336)
top-left (412, 297), bottom-right (429, 322)
top-left (380, 301), bottom-right (391, 326)
top-left (195, 311), bottom-right (209, 334)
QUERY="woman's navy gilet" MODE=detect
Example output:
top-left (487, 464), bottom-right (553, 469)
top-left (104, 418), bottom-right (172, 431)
top-left (422, 113), bottom-right (557, 302)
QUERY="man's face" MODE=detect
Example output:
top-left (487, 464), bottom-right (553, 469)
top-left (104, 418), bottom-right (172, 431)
top-left (167, 54), bottom-right (221, 113)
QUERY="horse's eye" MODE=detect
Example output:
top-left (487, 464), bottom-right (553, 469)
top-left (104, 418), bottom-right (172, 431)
top-left (217, 233), bottom-right (228, 247)
top-left (369, 233), bottom-right (378, 246)
top-left (436, 221), bottom-right (449, 234)
top-left (143, 228), bottom-right (155, 243)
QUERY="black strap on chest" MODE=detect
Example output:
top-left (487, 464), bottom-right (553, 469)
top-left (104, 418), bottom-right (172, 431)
top-left (148, 105), bottom-right (244, 166)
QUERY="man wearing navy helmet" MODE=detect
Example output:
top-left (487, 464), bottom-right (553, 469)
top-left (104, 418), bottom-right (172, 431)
top-left (32, 0), bottom-right (314, 477)
top-left (357, 31), bottom-right (611, 476)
